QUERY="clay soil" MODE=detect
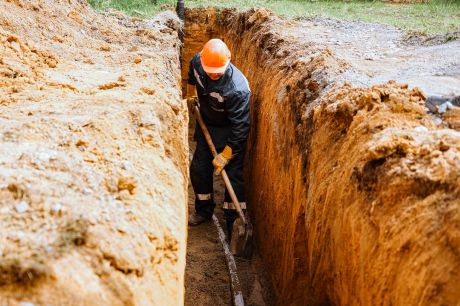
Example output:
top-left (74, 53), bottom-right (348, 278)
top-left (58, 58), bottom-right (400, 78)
top-left (0, 1), bottom-right (188, 305)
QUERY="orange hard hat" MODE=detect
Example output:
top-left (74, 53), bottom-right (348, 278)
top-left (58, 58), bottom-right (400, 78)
top-left (200, 39), bottom-right (231, 74)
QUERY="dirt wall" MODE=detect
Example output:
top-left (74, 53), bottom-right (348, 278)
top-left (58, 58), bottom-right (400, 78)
top-left (184, 8), bottom-right (460, 305)
top-left (0, 1), bottom-right (188, 305)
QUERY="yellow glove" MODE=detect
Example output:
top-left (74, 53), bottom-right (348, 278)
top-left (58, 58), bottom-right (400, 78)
top-left (212, 145), bottom-right (233, 176)
top-left (187, 96), bottom-right (198, 108)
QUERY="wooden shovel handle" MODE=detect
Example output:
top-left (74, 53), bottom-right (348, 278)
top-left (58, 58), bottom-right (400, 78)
top-left (193, 104), bottom-right (247, 224)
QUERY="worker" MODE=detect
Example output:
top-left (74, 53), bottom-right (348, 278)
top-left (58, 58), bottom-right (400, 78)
top-left (188, 38), bottom-right (251, 238)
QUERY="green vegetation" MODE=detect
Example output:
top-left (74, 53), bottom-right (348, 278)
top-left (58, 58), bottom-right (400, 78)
top-left (87, 0), bottom-right (460, 35)
top-left (87, 0), bottom-right (176, 16)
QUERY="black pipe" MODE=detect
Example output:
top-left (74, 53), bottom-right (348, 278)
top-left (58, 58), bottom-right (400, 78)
top-left (213, 215), bottom-right (245, 306)
top-left (176, 0), bottom-right (185, 74)
top-left (176, 0), bottom-right (184, 21)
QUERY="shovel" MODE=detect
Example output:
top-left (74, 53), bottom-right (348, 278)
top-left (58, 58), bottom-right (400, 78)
top-left (192, 102), bottom-right (253, 258)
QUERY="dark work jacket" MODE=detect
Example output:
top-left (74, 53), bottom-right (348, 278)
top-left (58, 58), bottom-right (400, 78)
top-left (188, 53), bottom-right (251, 155)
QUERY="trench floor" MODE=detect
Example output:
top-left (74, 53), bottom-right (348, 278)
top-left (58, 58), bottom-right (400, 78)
top-left (184, 125), bottom-right (273, 306)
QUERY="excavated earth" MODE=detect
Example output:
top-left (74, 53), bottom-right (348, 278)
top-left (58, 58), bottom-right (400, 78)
top-left (1, 1), bottom-right (460, 305)
top-left (0, 0), bottom-right (188, 305)
top-left (183, 8), bottom-right (460, 306)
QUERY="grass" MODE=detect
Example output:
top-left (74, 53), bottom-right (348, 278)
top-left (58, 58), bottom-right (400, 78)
top-left (87, 0), bottom-right (177, 16)
top-left (87, 0), bottom-right (460, 35)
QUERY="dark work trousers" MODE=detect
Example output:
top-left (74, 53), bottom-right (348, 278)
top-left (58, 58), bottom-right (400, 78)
top-left (190, 123), bottom-right (245, 223)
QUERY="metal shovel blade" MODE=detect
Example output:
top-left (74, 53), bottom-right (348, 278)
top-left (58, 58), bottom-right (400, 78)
top-left (230, 217), bottom-right (253, 259)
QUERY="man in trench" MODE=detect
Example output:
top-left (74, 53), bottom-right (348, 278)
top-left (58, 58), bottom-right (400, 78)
top-left (187, 38), bottom-right (251, 237)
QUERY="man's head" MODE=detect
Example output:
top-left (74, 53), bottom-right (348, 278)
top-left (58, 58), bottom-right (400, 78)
top-left (200, 39), bottom-right (231, 81)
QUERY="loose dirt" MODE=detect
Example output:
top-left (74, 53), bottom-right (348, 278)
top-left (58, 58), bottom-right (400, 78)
top-left (0, 1), bottom-right (188, 305)
top-left (185, 184), bottom-right (231, 306)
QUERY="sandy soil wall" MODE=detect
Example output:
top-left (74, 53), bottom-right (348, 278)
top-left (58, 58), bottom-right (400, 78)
top-left (0, 1), bottom-right (188, 305)
top-left (184, 8), bottom-right (460, 305)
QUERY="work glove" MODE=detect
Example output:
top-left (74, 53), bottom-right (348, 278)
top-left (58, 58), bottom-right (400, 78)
top-left (212, 145), bottom-right (233, 176)
top-left (188, 96), bottom-right (199, 108)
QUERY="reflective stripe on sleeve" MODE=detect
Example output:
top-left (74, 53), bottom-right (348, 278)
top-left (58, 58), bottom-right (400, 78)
top-left (223, 202), bottom-right (247, 210)
top-left (210, 92), bottom-right (224, 103)
top-left (197, 193), bottom-right (212, 200)
top-left (210, 106), bottom-right (225, 112)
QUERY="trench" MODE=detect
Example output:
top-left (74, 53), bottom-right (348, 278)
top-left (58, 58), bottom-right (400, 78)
top-left (181, 7), bottom-right (460, 306)
top-left (182, 12), bottom-right (273, 304)
top-left (0, 1), bottom-right (458, 304)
